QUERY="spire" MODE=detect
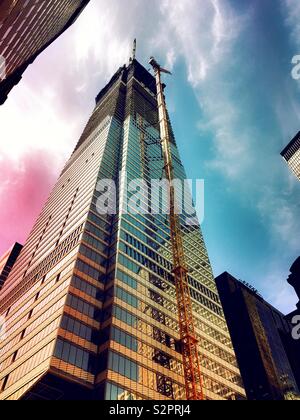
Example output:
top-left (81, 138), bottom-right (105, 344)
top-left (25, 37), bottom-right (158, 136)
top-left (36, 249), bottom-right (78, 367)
top-left (130, 39), bottom-right (137, 63)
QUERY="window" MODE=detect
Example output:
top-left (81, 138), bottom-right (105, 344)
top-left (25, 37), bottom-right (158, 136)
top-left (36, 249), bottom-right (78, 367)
top-left (108, 351), bottom-right (138, 382)
top-left (71, 275), bottom-right (102, 300)
top-left (111, 327), bottom-right (138, 352)
top-left (115, 287), bottom-right (138, 309)
top-left (66, 294), bottom-right (96, 319)
top-left (1, 375), bottom-right (9, 392)
top-left (116, 269), bottom-right (137, 289)
top-left (12, 351), bottom-right (18, 363)
top-left (54, 339), bottom-right (95, 374)
top-left (61, 315), bottom-right (94, 343)
top-left (76, 259), bottom-right (104, 283)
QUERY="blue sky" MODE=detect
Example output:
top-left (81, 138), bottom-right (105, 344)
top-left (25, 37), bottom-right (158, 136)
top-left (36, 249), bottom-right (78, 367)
top-left (165, 0), bottom-right (300, 312)
top-left (0, 0), bottom-right (299, 313)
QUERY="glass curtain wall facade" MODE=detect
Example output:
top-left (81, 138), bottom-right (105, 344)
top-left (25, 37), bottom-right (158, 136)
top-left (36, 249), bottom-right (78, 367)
top-left (281, 132), bottom-right (300, 181)
top-left (0, 59), bottom-right (245, 400)
top-left (216, 272), bottom-right (299, 400)
top-left (0, 0), bottom-right (90, 104)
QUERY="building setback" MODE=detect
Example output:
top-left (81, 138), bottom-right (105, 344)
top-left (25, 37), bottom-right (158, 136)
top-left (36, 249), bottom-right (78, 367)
top-left (0, 58), bottom-right (245, 400)
top-left (0, 243), bottom-right (23, 291)
top-left (0, 0), bottom-right (90, 104)
top-left (216, 272), bottom-right (299, 400)
top-left (281, 132), bottom-right (300, 181)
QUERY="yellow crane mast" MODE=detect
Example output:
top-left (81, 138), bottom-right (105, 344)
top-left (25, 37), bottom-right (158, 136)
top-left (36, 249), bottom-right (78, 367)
top-left (149, 57), bottom-right (204, 401)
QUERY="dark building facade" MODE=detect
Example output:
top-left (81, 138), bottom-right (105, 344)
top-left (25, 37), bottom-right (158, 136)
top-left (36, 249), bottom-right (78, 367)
top-left (287, 257), bottom-right (300, 314)
top-left (0, 243), bottom-right (22, 291)
top-left (0, 59), bottom-right (245, 400)
top-left (281, 132), bottom-right (300, 181)
top-left (285, 258), bottom-right (300, 392)
top-left (216, 272), bottom-right (299, 400)
top-left (0, 0), bottom-right (90, 104)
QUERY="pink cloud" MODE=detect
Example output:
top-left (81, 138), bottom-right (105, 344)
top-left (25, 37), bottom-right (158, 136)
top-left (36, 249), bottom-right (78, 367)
top-left (0, 151), bottom-right (56, 255)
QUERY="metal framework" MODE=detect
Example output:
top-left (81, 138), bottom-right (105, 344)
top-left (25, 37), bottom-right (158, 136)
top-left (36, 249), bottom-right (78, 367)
top-left (149, 57), bottom-right (204, 401)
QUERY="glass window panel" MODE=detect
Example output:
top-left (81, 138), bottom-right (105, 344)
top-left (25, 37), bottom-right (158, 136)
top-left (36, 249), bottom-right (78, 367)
top-left (119, 355), bottom-right (126, 377)
top-left (62, 342), bottom-right (70, 361)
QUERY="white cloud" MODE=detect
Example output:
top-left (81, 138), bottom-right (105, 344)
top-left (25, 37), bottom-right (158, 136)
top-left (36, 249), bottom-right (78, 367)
top-left (151, 0), bottom-right (253, 181)
top-left (158, 0), bottom-right (241, 86)
top-left (257, 187), bottom-right (300, 252)
top-left (0, 83), bottom-right (76, 170)
top-left (283, 0), bottom-right (300, 47)
top-left (260, 261), bottom-right (298, 314)
top-left (1, 0), bottom-right (244, 174)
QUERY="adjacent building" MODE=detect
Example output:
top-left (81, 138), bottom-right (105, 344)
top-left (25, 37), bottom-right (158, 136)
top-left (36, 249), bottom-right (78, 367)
top-left (216, 272), bottom-right (299, 400)
top-left (0, 58), bottom-right (245, 400)
top-left (0, 243), bottom-right (22, 291)
top-left (285, 257), bottom-right (300, 391)
top-left (281, 132), bottom-right (300, 181)
top-left (287, 257), bottom-right (300, 316)
top-left (0, 0), bottom-right (90, 104)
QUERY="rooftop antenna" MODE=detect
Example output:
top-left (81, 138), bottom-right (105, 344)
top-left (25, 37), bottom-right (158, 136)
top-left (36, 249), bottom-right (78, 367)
top-left (130, 39), bottom-right (137, 63)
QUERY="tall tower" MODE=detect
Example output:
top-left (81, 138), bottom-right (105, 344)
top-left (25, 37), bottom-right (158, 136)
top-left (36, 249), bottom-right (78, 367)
top-left (0, 59), bottom-right (245, 400)
top-left (0, 0), bottom-right (90, 104)
top-left (281, 132), bottom-right (300, 181)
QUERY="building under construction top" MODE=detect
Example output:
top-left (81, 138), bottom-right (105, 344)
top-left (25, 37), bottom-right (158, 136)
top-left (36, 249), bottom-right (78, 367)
top-left (0, 57), bottom-right (245, 400)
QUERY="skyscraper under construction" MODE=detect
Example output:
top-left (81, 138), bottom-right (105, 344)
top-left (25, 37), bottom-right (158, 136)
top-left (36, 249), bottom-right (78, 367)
top-left (0, 58), bottom-right (245, 400)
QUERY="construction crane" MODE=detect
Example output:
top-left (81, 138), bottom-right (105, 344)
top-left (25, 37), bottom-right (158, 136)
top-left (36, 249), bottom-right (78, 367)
top-left (149, 57), bottom-right (204, 401)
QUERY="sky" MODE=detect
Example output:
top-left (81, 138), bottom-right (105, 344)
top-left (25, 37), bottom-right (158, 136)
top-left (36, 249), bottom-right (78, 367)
top-left (0, 0), bottom-right (299, 314)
